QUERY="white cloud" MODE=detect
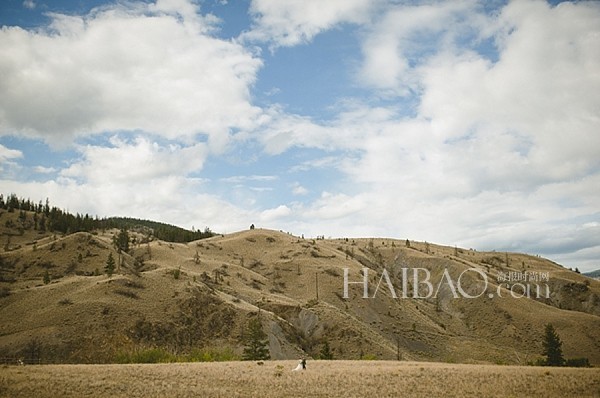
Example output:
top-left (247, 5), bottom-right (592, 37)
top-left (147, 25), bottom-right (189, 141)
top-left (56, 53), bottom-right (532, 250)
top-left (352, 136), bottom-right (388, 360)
top-left (304, 192), bottom-right (366, 221)
top-left (252, 0), bottom-right (600, 270)
top-left (0, 144), bottom-right (23, 178)
top-left (256, 103), bottom-right (396, 155)
top-left (259, 204), bottom-right (291, 222)
top-left (2, 0), bottom-right (599, 273)
top-left (0, 144), bottom-right (23, 163)
top-left (0, 0), bottom-right (262, 150)
top-left (61, 136), bottom-right (208, 185)
top-left (22, 1), bottom-right (36, 10)
top-left (220, 175), bottom-right (277, 183)
top-left (291, 182), bottom-right (308, 196)
top-left (358, 1), bottom-right (484, 95)
top-left (0, 174), bottom-right (252, 233)
top-left (257, 111), bottom-right (336, 154)
top-left (418, 0), bottom-right (600, 183)
top-left (33, 166), bottom-right (57, 174)
top-left (243, 0), bottom-right (373, 47)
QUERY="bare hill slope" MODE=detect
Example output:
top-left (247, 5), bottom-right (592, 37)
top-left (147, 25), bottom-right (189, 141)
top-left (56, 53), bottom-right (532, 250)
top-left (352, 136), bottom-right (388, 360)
top-left (1, 209), bottom-right (599, 365)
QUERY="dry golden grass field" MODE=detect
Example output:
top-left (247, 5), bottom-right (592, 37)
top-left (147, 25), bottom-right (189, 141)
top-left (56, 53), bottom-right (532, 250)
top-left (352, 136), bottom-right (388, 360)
top-left (1, 360), bottom-right (599, 398)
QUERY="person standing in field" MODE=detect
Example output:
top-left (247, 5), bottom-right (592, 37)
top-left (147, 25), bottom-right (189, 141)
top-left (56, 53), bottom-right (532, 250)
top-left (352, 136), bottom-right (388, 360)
top-left (292, 357), bottom-right (306, 371)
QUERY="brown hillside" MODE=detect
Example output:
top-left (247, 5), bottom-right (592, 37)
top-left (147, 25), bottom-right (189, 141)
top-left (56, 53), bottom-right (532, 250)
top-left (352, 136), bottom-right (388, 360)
top-left (1, 213), bottom-right (599, 365)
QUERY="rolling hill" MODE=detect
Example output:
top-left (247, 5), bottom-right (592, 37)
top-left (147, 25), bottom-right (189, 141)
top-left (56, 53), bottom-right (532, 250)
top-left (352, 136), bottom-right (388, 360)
top-left (1, 203), bottom-right (599, 365)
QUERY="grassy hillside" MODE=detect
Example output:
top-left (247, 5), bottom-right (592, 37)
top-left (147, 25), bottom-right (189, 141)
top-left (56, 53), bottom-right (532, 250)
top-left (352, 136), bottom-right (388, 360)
top-left (1, 207), bottom-right (599, 365)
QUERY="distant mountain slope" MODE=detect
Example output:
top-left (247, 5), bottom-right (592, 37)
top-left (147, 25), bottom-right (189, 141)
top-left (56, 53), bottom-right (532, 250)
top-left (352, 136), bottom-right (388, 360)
top-left (583, 269), bottom-right (600, 279)
top-left (1, 197), bottom-right (599, 366)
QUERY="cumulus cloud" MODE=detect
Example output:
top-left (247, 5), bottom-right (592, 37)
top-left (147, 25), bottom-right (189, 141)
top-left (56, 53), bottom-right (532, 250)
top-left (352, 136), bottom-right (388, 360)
top-left (251, 0), bottom-right (600, 269)
top-left (417, 0), bottom-right (600, 183)
top-left (0, 173), bottom-right (252, 233)
top-left (259, 204), bottom-right (291, 222)
top-left (61, 136), bottom-right (207, 185)
top-left (359, 1), bottom-right (485, 95)
top-left (0, 144), bottom-right (23, 163)
top-left (0, 0), bottom-right (262, 149)
top-left (256, 103), bottom-right (397, 155)
top-left (243, 0), bottom-right (373, 47)
top-left (0, 136), bottom-right (253, 232)
top-left (1, 0), bottom-right (598, 272)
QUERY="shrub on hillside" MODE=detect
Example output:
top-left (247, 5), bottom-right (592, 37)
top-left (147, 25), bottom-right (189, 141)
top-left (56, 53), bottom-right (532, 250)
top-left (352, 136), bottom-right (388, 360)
top-left (565, 357), bottom-right (591, 368)
top-left (114, 289), bottom-right (139, 299)
top-left (188, 347), bottom-right (239, 362)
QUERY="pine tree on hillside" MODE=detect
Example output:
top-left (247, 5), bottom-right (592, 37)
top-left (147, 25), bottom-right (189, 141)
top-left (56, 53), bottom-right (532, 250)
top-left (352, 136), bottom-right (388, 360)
top-left (242, 317), bottom-right (270, 361)
top-left (105, 253), bottom-right (116, 278)
top-left (43, 270), bottom-right (50, 285)
top-left (114, 228), bottom-right (130, 253)
top-left (542, 323), bottom-right (565, 366)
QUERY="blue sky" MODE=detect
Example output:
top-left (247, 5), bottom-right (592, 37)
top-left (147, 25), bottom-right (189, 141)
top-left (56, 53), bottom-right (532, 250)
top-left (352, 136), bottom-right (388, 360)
top-left (1, 0), bottom-right (599, 271)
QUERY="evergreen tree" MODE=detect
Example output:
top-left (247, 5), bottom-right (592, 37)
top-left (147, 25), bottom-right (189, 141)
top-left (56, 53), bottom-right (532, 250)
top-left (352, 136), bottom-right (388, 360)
top-left (39, 215), bottom-right (46, 232)
top-left (43, 270), bottom-right (50, 285)
top-left (105, 253), bottom-right (116, 277)
top-left (114, 228), bottom-right (130, 253)
top-left (542, 323), bottom-right (565, 366)
top-left (242, 317), bottom-right (270, 361)
top-left (319, 340), bottom-right (334, 360)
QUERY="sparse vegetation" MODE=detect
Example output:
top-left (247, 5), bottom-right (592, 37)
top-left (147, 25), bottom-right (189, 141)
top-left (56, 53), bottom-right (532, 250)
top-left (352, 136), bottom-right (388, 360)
top-left (565, 357), bottom-right (591, 368)
top-left (105, 253), bottom-right (115, 277)
top-left (0, 195), bottom-right (599, 370)
top-left (319, 340), bottom-right (334, 360)
top-left (133, 256), bottom-right (145, 275)
top-left (114, 289), bottom-right (139, 299)
top-left (305, 298), bottom-right (318, 308)
top-left (242, 317), bottom-right (270, 361)
top-left (542, 323), bottom-right (565, 366)
top-left (58, 298), bottom-right (73, 305)
top-left (124, 280), bottom-right (145, 289)
top-left (43, 269), bottom-right (50, 285)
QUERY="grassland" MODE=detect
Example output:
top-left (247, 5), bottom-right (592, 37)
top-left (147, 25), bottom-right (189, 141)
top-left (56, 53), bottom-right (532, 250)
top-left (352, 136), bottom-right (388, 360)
top-left (1, 360), bottom-right (599, 398)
